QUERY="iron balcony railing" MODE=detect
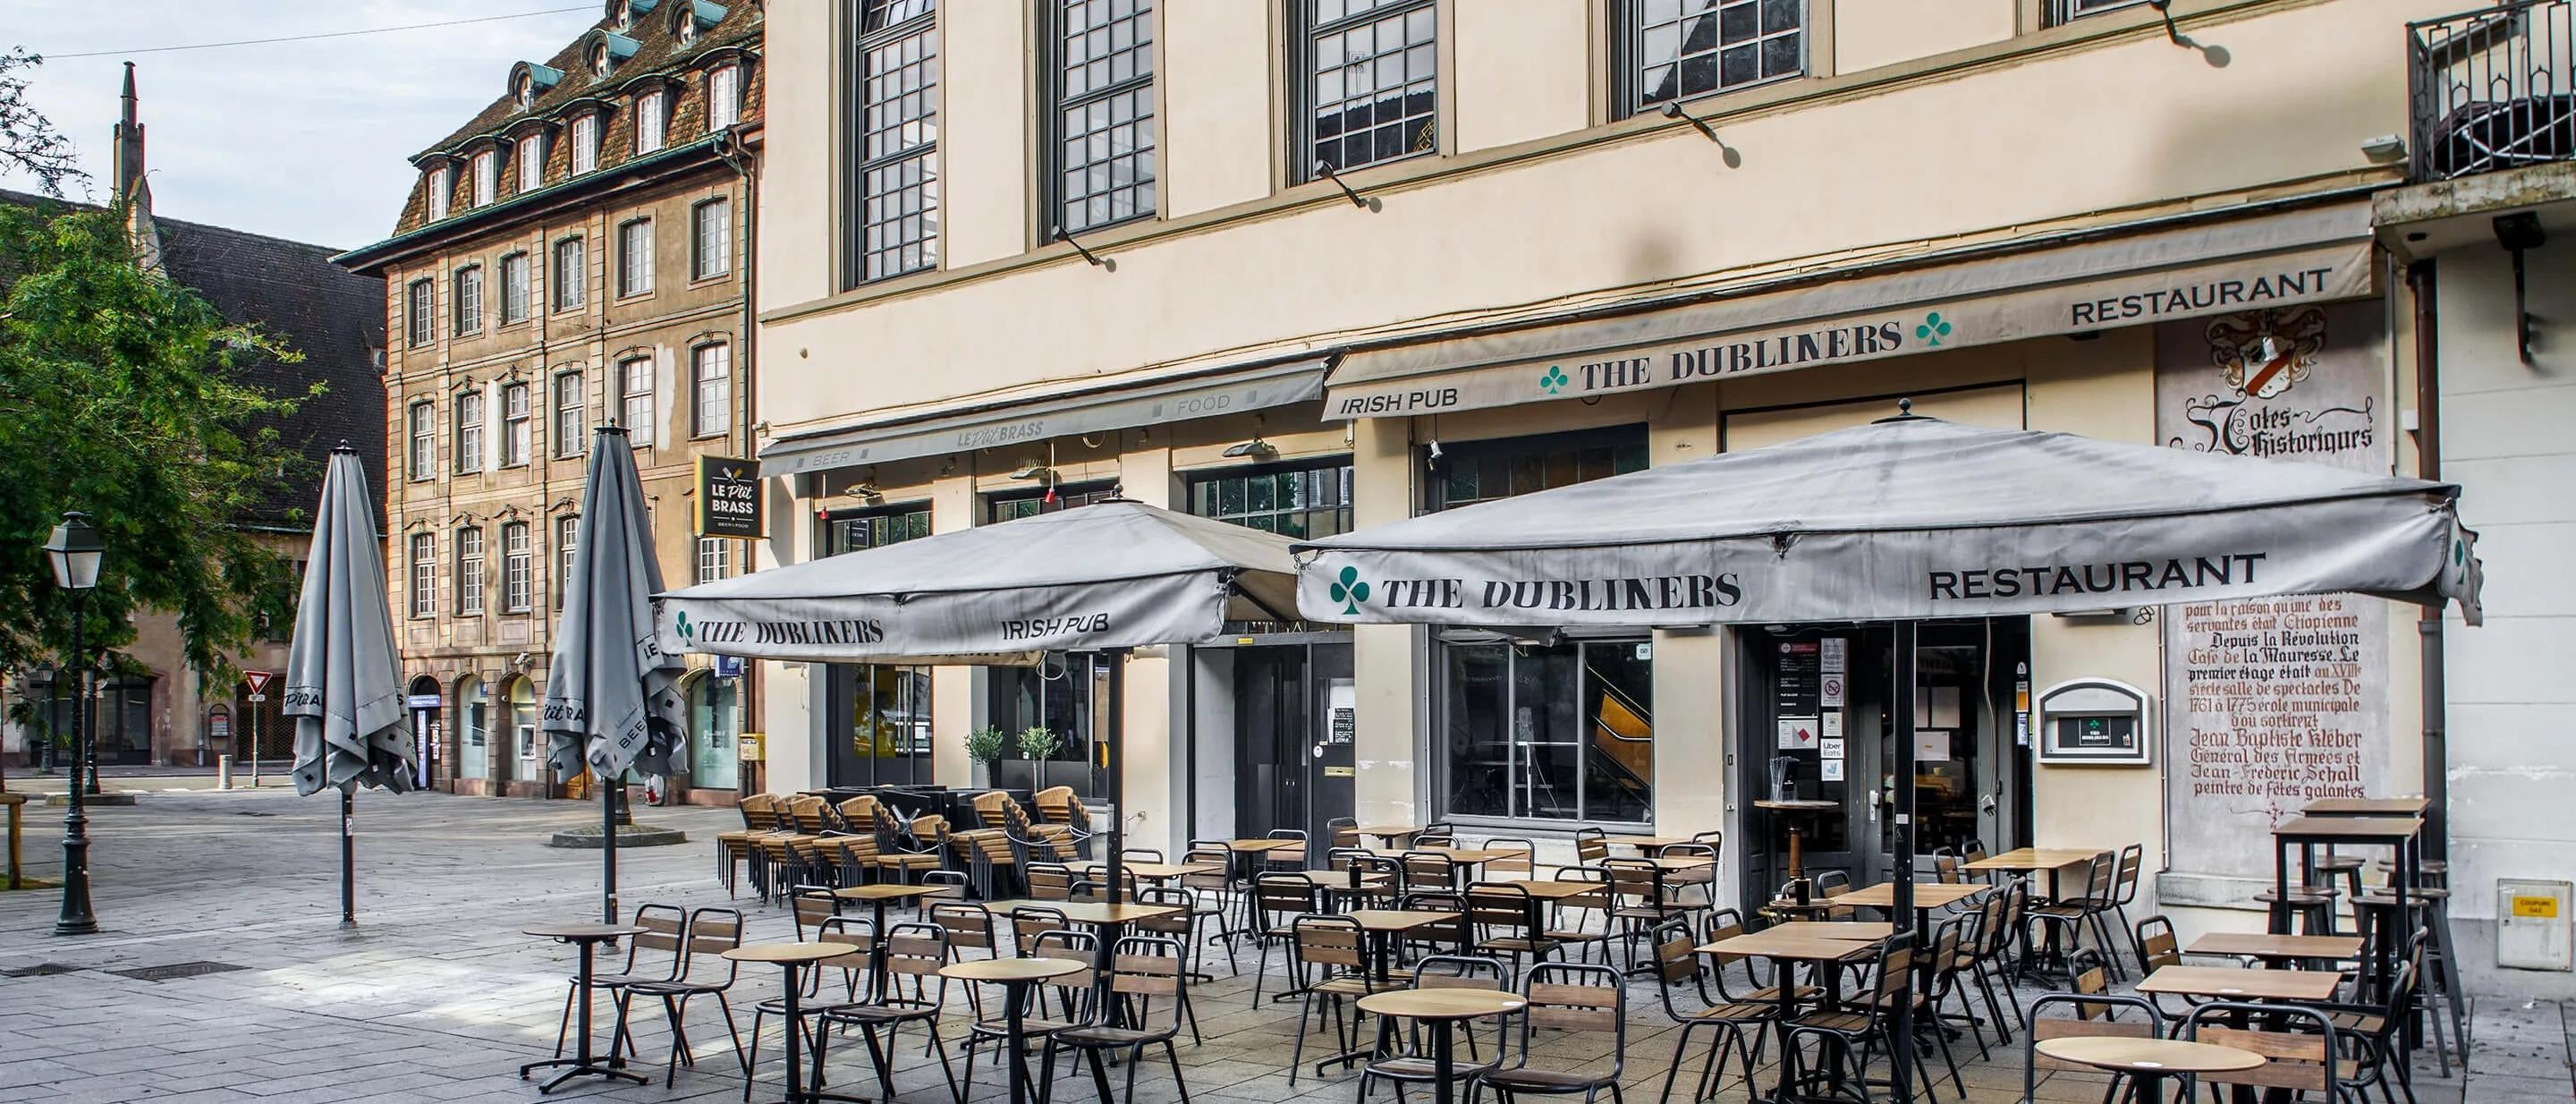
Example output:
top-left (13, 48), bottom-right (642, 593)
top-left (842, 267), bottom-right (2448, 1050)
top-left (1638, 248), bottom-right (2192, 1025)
top-left (2411, 0), bottom-right (2576, 181)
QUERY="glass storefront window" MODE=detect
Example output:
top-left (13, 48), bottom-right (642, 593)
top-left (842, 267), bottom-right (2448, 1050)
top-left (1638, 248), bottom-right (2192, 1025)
top-left (821, 504), bottom-right (936, 788)
top-left (987, 482), bottom-right (1120, 523)
top-left (985, 652), bottom-right (1097, 795)
top-left (458, 675), bottom-right (489, 780)
top-left (508, 677), bottom-right (538, 773)
top-left (691, 676), bottom-right (740, 790)
top-left (1186, 459), bottom-right (1353, 538)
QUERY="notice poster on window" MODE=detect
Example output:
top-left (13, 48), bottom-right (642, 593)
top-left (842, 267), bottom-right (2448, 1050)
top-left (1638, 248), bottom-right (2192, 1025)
top-left (2156, 302), bottom-right (2394, 881)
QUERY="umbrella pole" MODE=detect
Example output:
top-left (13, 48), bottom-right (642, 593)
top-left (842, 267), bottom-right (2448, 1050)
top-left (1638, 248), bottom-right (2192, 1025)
top-left (1889, 620), bottom-right (1919, 1104)
top-left (1104, 649), bottom-right (1125, 904)
top-left (602, 772), bottom-right (619, 923)
top-left (339, 788), bottom-right (356, 928)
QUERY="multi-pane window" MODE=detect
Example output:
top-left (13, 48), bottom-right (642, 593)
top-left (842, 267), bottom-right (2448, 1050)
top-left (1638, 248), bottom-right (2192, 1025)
top-left (823, 506), bottom-right (929, 555)
top-left (1626, 0), bottom-right (1804, 112)
top-left (553, 236), bottom-right (587, 310)
top-left (501, 381), bottom-right (531, 467)
top-left (987, 482), bottom-right (1119, 523)
top-left (426, 165), bottom-right (453, 221)
top-left (1186, 460), bottom-right (1353, 539)
top-left (1432, 429), bottom-right (1648, 510)
top-left (691, 344), bottom-right (731, 437)
top-left (696, 536), bottom-right (733, 583)
top-left (555, 515), bottom-right (580, 608)
top-left (471, 149), bottom-right (497, 207)
top-left (454, 527), bottom-right (485, 616)
top-left (409, 533), bottom-right (436, 618)
top-left (692, 199), bottom-right (732, 279)
top-left (452, 265), bottom-right (483, 335)
top-left (405, 278), bottom-right (434, 347)
top-left (407, 401), bottom-right (436, 480)
top-left (2048, 0), bottom-right (2150, 23)
top-left (821, 505), bottom-right (933, 788)
top-left (619, 357), bottom-right (654, 444)
top-left (1301, 0), bottom-right (1437, 176)
top-left (516, 132), bottom-right (545, 193)
top-left (454, 389), bottom-right (485, 474)
top-left (501, 522), bottom-right (532, 613)
top-left (554, 371), bottom-right (588, 458)
top-left (635, 89), bottom-right (668, 154)
top-left (499, 252), bottom-right (530, 325)
top-left (854, 0), bottom-right (941, 283)
top-left (708, 64), bottom-right (741, 130)
top-left (619, 218), bottom-right (654, 296)
top-left (572, 114), bottom-right (600, 174)
top-left (1050, 0), bottom-right (1156, 233)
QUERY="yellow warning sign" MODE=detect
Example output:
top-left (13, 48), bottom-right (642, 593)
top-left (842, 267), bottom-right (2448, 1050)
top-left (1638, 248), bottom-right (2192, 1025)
top-left (2511, 896), bottom-right (2559, 919)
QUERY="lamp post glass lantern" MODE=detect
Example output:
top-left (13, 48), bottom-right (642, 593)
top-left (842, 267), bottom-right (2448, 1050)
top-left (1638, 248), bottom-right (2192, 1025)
top-left (45, 511), bottom-right (101, 936)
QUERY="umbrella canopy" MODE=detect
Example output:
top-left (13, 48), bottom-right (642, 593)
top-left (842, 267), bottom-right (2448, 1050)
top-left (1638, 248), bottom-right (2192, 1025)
top-left (657, 498), bottom-right (1301, 662)
top-left (1292, 414), bottom-right (2481, 626)
top-left (285, 446), bottom-right (414, 795)
top-left (546, 429), bottom-right (689, 780)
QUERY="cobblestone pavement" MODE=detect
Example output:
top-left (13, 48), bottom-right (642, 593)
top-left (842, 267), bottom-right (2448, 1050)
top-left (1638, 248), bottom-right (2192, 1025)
top-left (0, 787), bottom-right (2538, 1103)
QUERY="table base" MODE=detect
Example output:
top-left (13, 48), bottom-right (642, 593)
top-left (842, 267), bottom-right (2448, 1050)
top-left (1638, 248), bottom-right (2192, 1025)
top-left (518, 1056), bottom-right (648, 1094)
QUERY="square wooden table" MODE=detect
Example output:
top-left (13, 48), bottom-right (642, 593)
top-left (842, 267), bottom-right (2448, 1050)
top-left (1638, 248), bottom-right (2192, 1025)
top-left (2301, 796), bottom-right (2428, 818)
top-left (1759, 921), bottom-right (1895, 940)
top-left (1834, 881), bottom-right (1988, 930)
top-left (1962, 847), bottom-right (2103, 896)
top-left (827, 884), bottom-right (945, 996)
top-left (2270, 815), bottom-right (2419, 1002)
top-left (2135, 964), bottom-right (2344, 1003)
top-left (984, 899), bottom-right (1183, 969)
top-left (2185, 931), bottom-right (2362, 962)
top-left (1504, 879), bottom-right (1608, 901)
top-left (1603, 834), bottom-right (1686, 850)
top-left (1699, 927), bottom-right (1885, 1101)
top-left (1346, 909), bottom-right (1463, 981)
top-left (1079, 861), bottom-right (1219, 882)
top-left (1357, 825), bottom-right (1422, 845)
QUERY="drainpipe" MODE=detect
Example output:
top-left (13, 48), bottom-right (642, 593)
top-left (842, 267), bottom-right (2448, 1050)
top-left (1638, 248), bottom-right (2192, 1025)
top-left (2408, 260), bottom-right (2447, 864)
top-left (716, 128), bottom-right (758, 797)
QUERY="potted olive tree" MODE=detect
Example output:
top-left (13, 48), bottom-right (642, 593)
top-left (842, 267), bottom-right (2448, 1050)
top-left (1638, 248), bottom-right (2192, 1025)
top-left (963, 726), bottom-right (1007, 789)
top-left (1016, 726), bottom-right (1063, 791)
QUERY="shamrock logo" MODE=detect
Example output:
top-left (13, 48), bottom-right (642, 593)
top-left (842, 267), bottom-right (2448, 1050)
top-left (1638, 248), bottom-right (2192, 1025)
top-left (1915, 312), bottom-right (1952, 347)
top-left (1327, 565), bottom-right (1371, 616)
top-left (674, 611), bottom-right (694, 646)
top-left (1538, 365), bottom-right (1570, 395)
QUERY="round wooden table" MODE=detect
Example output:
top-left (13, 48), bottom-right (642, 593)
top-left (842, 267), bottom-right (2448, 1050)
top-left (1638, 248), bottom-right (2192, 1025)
top-left (1357, 989), bottom-right (1529, 1104)
top-left (942, 957), bottom-right (1089, 1104)
top-left (519, 923), bottom-right (649, 1093)
top-left (2036, 1036), bottom-right (2264, 1102)
top-left (725, 942), bottom-right (868, 1104)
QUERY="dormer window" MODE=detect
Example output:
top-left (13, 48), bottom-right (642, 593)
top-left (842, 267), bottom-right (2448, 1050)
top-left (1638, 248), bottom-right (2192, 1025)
top-left (591, 44), bottom-right (613, 78)
top-left (517, 132), bottom-right (546, 192)
top-left (426, 164), bottom-right (453, 221)
top-left (471, 149), bottom-right (497, 207)
top-left (678, 17), bottom-right (699, 44)
top-left (514, 73), bottom-right (535, 108)
top-left (635, 90), bottom-right (667, 154)
top-left (572, 114), bottom-right (600, 174)
top-left (707, 65), bottom-right (741, 130)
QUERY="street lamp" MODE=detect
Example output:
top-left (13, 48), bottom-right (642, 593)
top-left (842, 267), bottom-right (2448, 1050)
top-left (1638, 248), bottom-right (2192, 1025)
top-left (45, 510), bottom-right (101, 937)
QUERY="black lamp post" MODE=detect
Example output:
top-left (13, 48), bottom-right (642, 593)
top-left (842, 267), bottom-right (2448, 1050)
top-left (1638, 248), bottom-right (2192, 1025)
top-left (46, 511), bottom-right (102, 936)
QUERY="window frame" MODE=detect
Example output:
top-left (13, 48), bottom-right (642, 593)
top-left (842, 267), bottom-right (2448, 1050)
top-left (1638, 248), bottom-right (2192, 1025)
top-left (2046, 0), bottom-right (2153, 25)
top-left (555, 514), bottom-right (580, 609)
top-left (848, 0), bottom-right (943, 286)
top-left (452, 264), bottom-right (484, 336)
top-left (635, 88), bottom-right (668, 154)
top-left (618, 217), bottom-right (656, 297)
top-left (571, 113), bottom-right (601, 174)
top-left (501, 381), bottom-right (532, 468)
top-left (454, 388), bottom-right (486, 474)
top-left (405, 277), bottom-right (435, 347)
top-left (1289, 0), bottom-right (1441, 183)
top-left (498, 251), bottom-right (531, 326)
top-left (407, 400), bottom-right (437, 481)
top-left (516, 132), bottom-right (546, 193)
top-left (470, 149), bottom-right (498, 208)
top-left (1614, 0), bottom-right (1809, 118)
top-left (427, 164), bottom-right (454, 221)
top-left (552, 235), bottom-right (587, 311)
top-left (409, 532), bottom-right (436, 619)
top-left (619, 355), bottom-right (655, 446)
top-left (554, 370), bottom-right (589, 459)
top-left (696, 535), bottom-right (733, 584)
top-left (501, 522), bottom-right (533, 614)
top-left (707, 64), bottom-right (742, 131)
top-left (691, 342), bottom-right (732, 439)
top-left (691, 198), bottom-right (733, 280)
top-left (1043, 0), bottom-right (1157, 235)
top-left (1433, 633), bottom-right (1657, 828)
top-left (454, 525), bottom-right (486, 616)
top-left (1182, 456), bottom-right (1354, 539)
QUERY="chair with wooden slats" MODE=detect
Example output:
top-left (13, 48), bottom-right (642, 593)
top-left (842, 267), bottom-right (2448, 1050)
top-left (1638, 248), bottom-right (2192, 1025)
top-left (2185, 1003), bottom-right (2343, 1100)
top-left (968, 789), bottom-right (1015, 830)
top-left (1482, 962), bottom-right (1629, 1100)
top-left (1357, 954), bottom-right (1515, 1100)
top-left (1648, 918), bottom-right (1772, 1104)
top-left (809, 921), bottom-right (959, 1103)
top-left (716, 794), bottom-right (775, 896)
top-left (1467, 881), bottom-right (1559, 967)
top-left (867, 805), bottom-right (943, 884)
top-left (825, 832), bottom-right (881, 888)
top-left (1025, 862), bottom-right (1076, 902)
top-left (2018, 991), bottom-right (2165, 1104)
top-left (1039, 935), bottom-right (1198, 1101)
top-left (557, 903), bottom-right (685, 1062)
top-left (783, 794), bottom-right (830, 835)
top-left (1286, 914), bottom-right (1381, 1084)
top-left (832, 794), bottom-right (877, 834)
top-left (623, 906), bottom-right (749, 1086)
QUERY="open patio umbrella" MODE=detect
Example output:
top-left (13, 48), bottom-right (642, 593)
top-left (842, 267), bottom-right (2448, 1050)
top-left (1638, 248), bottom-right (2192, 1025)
top-left (657, 498), bottom-right (1301, 896)
top-left (285, 444), bottom-right (415, 928)
top-left (1291, 408), bottom-right (2481, 1100)
top-left (546, 426), bottom-right (689, 923)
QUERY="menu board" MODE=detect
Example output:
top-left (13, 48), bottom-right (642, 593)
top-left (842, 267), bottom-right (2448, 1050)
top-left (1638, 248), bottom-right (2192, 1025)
top-left (1776, 641), bottom-right (1820, 751)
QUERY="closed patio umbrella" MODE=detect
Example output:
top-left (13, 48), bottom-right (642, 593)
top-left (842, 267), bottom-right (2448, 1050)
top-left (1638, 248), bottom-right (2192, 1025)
top-left (546, 426), bottom-right (689, 923)
top-left (657, 498), bottom-right (1301, 896)
top-left (284, 445), bottom-right (415, 928)
top-left (1292, 408), bottom-right (2481, 1101)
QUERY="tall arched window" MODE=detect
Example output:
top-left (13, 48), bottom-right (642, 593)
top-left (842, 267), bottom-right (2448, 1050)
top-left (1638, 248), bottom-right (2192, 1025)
top-left (457, 675), bottom-right (490, 780)
top-left (689, 676), bottom-right (739, 790)
top-left (508, 676), bottom-right (539, 777)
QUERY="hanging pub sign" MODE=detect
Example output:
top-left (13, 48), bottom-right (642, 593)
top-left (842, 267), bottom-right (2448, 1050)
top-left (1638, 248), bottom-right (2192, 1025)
top-left (696, 456), bottom-right (764, 539)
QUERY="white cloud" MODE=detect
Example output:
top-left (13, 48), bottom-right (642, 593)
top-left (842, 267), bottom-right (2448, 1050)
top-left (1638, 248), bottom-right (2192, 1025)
top-left (4, 1), bottom-right (603, 249)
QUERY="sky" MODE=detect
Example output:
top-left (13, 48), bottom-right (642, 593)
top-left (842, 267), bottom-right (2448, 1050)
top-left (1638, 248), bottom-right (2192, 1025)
top-left (4, 2), bottom-right (607, 250)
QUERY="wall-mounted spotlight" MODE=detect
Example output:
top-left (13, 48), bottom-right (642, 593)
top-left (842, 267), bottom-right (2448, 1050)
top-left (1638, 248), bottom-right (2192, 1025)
top-left (1315, 161), bottom-right (1380, 211)
top-left (1222, 438), bottom-right (1277, 460)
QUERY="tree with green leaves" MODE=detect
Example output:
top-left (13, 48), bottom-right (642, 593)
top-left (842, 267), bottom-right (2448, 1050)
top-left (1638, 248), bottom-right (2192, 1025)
top-left (0, 47), bottom-right (83, 197)
top-left (0, 198), bottom-right (310, 719)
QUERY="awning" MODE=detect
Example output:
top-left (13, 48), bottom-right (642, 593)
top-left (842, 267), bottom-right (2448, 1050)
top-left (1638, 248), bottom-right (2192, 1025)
top-left (761, 354), bottom-right (1332, 477)
top-left (1325, 202), bottom-right (2375, 419)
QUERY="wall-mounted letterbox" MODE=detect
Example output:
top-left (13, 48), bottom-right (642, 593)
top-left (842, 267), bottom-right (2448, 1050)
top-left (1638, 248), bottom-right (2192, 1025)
top-left (2036, 678), bottom-right (2153, 765)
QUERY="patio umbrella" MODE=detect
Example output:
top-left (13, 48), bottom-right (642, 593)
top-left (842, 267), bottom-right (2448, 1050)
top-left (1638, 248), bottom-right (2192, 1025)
top-left (1292, 409), bottom-right (2481, 1100)
top-left (657, 498), bottom-right (1301, 896)
top-left (284, 444), bottom-right (415, 928)
top-left (546, 426), bottom-right (689, 923)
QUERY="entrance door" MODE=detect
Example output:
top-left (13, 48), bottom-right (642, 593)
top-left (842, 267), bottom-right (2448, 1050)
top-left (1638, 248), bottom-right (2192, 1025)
top-left (1230, 641), bottom-right (1356, 845)
top-left (1737, 621), bottom-right (2029, 911)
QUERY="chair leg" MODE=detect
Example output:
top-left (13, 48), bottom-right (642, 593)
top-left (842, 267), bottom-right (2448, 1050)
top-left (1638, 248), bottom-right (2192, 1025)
top-left (1084, 1047), bottom-right (1116, 1104)
top-left (554, 981), bottom-right (576, 1057)
top-left (1164, 1039), bottom-right (1194, 1104)
top-left (741, 1006), bottom-right (766, 1104)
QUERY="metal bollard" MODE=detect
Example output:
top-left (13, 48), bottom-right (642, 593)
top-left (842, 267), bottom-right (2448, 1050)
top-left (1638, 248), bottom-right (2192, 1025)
top-left (217, 754), bottom-right (233, 790)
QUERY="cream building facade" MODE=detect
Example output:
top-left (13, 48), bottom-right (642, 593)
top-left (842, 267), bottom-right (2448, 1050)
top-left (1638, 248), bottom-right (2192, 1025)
top-left (750, 0), bottom-right (2564, 996)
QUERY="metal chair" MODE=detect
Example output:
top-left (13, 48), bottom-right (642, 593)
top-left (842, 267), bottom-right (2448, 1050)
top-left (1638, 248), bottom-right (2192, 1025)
top-left (1287, 914), bottom-right (1381, 1084)
top-left (1468, 881), bottom-right (1561, 968)
top-left (1648, 918), bottom-right (1771, 1104)
top-left (740, 917), bottom-right (870, 1104)
top-left (1038, 935), bottom-right (1198, 1104)
top-left (622, 906), bottom-right (750, 1086)
top-left (2018, 991), bottom-right (2164, 1104)
top-left (1779, 933), bottom-right (1936, 1104)
top-left (1358, 955), bottom-right (1516, 1101)
top-left (2182, 1001), bottom-right (2343, 1101)
top-left (1249, 873), bottom-right (1320, 1006)
top-left (1480, 962), bottom-right (1630, 1103)
top-left (809, 921), bottom-right (960, 1103)
top-left (559, 903), bottom-right (684, 1060)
